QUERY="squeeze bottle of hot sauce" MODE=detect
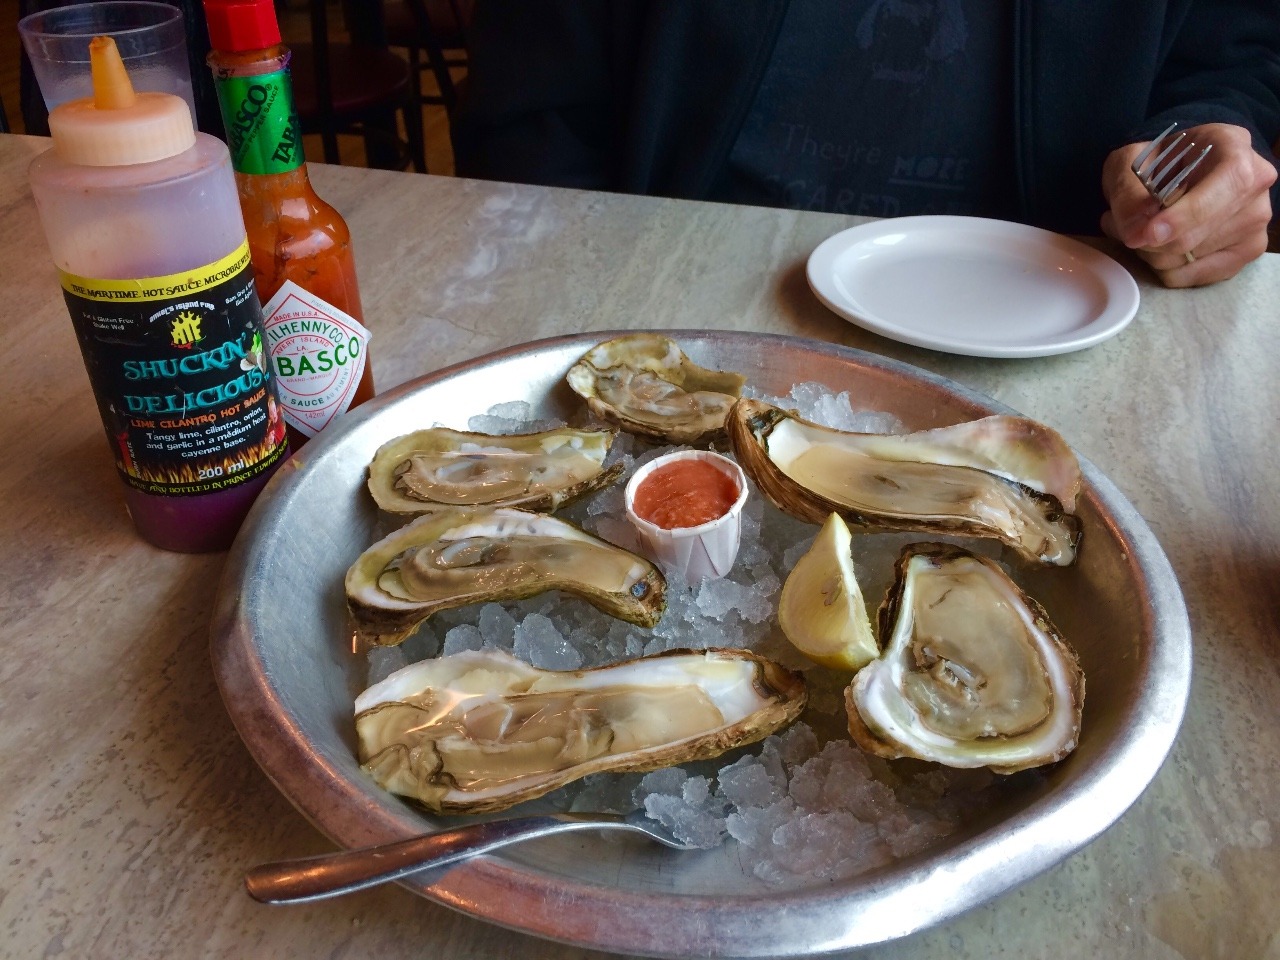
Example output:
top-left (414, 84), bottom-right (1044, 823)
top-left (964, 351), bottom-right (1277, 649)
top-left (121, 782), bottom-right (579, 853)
top-left (202, 0), bottom-right (375, 449)
top-left (27, 37), bottom-right (289, 553)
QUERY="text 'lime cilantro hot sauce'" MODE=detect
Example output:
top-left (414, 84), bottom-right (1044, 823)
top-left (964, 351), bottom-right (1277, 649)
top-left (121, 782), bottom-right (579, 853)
top-left (204, 0), bottom-right (375, 450)
top-left (632, 457), bottom-right (742, 529)
top-left (27, 37), bottom-right (288, 553)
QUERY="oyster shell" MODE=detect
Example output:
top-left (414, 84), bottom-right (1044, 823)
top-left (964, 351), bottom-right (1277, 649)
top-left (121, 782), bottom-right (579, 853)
top-left (566, 333), bottom-right (747, 445)
top-left (356, 648), bottom-right (807, 813)
top-left (346, 507), bottom-right (666, 645)
top-left (728, 399), bottom-right (1082, 565)
top-left (367, 426), bottom-right (624, 514)
top-left (845, 543), bottom-right (1085, 774)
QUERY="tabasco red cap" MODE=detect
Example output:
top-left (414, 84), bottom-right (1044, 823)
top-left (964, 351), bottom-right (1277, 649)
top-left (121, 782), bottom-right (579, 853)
top-left (203, 0), bottom-right (281, 52)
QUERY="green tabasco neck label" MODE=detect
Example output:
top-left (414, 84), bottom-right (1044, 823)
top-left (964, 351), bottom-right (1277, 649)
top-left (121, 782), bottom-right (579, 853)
top-left (213, 66), bottom-right (305, 175)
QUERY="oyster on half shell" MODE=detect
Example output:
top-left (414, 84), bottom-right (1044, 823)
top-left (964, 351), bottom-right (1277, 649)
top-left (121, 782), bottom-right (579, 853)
top-left (367, 426), bottom-right (624, 514)
top-left (346, 507), bottom-right (666, 646)
top-left (356, 648), bottom-right (807, 813)
top-left (566, 333), bottom-right (747, 445)
top-left (845, 543), bottom-right (1085, 774)
top-left (728, 399), bottom-right (1082, 565)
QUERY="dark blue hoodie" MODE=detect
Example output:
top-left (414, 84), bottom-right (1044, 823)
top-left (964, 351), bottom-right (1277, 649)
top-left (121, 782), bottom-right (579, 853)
top-left (453, 0), bottom-right (1280, 235)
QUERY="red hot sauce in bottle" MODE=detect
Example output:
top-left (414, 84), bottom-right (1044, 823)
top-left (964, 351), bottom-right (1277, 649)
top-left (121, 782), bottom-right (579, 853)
top-left (204, 0), bottom-right (375, 450)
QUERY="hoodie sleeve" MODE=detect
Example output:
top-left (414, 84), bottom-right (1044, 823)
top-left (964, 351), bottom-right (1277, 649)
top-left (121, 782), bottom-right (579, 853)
top-left (1133, 0), bottom-right (1280, 183)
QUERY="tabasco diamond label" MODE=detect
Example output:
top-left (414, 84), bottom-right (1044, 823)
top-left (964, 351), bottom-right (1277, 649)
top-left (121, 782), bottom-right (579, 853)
top-left (260, 280), bottom-right (371, 438)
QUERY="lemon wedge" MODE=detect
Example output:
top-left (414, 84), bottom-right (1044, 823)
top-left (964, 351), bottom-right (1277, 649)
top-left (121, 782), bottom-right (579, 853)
top-left (778, 513), bottom-right (878, 671)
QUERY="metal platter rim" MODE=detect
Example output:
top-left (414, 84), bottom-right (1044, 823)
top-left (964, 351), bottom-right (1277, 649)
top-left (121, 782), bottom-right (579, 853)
top-left (211, 329), bottom-right (1192, 958)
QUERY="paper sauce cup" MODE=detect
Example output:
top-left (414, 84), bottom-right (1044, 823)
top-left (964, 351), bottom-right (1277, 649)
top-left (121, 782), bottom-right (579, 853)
top-left (624, 450), bottom-right (749, 586)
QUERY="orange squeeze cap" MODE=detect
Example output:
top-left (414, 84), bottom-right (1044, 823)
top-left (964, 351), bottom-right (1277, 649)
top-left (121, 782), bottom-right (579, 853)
top-left (47, 36), bottom-right (196, 166)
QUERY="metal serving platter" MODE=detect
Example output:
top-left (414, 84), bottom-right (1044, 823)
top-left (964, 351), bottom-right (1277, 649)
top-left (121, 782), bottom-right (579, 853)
top-left (211, 330), bottom-right (1192, 958)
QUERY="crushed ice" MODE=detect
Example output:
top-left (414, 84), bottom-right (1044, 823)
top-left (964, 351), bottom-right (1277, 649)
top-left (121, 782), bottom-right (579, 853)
top-left (364, 382), bottom-right (1011, 884)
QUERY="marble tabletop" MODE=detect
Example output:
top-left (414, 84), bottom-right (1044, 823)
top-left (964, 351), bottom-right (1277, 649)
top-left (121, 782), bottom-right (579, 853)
top-left (2, 131), bottom-right (1277, 960)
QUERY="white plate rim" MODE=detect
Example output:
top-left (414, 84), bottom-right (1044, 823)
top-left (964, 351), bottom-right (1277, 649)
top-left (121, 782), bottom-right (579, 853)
top-left (806, 216), bottom-right (1140, 359)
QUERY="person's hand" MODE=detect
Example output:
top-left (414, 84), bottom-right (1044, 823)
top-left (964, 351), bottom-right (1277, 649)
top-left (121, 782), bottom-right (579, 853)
top-left (1100, 122), bottom-right (1276, 288)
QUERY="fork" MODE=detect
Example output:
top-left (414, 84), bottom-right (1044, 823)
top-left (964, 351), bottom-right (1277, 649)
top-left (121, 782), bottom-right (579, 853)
top-left (244, 810), bottom-right (695, 904)
top-left (1130, 121), bottom-right (1213, 208)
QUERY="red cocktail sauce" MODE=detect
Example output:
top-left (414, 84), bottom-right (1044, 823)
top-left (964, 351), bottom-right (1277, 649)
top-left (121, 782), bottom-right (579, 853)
top-left (632, 458), bottom-right (740, 530)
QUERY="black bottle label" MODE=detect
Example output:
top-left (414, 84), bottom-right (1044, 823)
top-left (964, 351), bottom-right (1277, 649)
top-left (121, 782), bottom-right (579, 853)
top-left (60, 240), bottom-right (289, 496)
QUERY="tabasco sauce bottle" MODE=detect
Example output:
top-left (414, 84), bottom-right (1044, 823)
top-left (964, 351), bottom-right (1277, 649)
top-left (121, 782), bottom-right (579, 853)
top-left (202, 0), bottom-right (375, 449)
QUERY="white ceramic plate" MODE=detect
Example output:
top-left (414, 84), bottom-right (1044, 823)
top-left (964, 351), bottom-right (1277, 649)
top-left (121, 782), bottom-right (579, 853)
top-left (806, 216), bottom-right (1140, 358)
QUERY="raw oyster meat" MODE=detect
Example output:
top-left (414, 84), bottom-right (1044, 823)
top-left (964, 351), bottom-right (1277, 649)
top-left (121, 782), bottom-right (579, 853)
top-left (356, 648), bottom-right (807, 813)
top-left (845, 543), bottom-right (1085, 774)
top-left (728, 399), bottom-right (1082, 565)
top-left (566, 333), bottom-right (747, 445)
top-left (346, 507), bottom-right (666, 646)
top-left (367, 426), bottom-right (624, 514)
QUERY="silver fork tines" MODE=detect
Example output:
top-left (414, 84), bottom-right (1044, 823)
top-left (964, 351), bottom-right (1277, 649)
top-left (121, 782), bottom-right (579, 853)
top-left (1131, 122), bottom-right (1214, 207)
